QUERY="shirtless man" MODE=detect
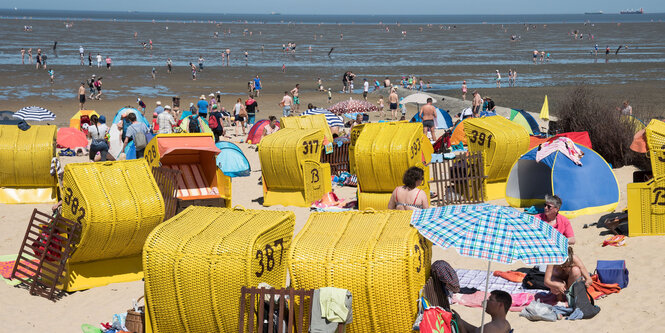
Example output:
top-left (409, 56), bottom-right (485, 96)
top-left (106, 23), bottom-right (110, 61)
top-left (472, 91), bottom-right (483, 116)
top-left (279, 91), bottom-right (293, 117)
top-left (419, 98), bottom-right (437, 141)
top-left (455, 290), bottom-right (512, 333)
top-left (388, 89), bottom-right (399, 120)
top-left (290, 84), bottom-right (300, 112)
top-left (78, 82), bottom-right (86, 110)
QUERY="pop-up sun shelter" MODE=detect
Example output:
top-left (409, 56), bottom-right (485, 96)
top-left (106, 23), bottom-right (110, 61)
top-left (410, 108), bottom-right (454, 129)
top-left (506, 143), bottom-right (619, 218)
top-left (509, 109), bottom-right (542, 135)
top-left (215, 141), bottom-right (250, 177)
top-left (144, 133), bottom-right (232, 211)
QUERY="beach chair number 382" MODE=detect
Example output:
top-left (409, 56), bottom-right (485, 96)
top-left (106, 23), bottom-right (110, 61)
top-left (255, 238), bottom-right (285, 278)
top-left (63, 187), bottom-right (86, 223)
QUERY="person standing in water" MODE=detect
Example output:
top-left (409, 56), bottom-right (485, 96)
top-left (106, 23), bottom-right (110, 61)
top-left (462, 80), bottom-right (467, 100)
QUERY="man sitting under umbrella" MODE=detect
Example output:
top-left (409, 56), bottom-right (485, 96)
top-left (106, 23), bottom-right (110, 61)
top-left (454, 290), bottom-right (512, 333)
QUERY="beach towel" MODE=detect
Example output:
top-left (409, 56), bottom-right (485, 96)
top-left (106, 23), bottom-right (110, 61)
top-left (450, 291), bottom-right (534, 312)
top-left (456, 269), bottom-right (546, 294)
top-left (0, 254), bottom-right (37, 286)
top-left (587, 274), bottom-right (621, 300)
top-left (536, 137), bottom-right (584, 166)
top-left (493, 270), bottom-right (527, 283)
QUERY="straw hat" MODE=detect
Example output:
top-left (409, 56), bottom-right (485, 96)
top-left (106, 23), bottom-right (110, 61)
top-left (156, 101), bottom-right (162, 105)
top-left (164, 105), bottom-right (171, 110)
top-left (209, 93), bottom-right (215, 97)
top-left (200, 95), bottom-right (205, 100)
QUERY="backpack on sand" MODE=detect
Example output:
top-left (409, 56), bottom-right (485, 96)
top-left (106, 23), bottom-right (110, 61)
top-left (567, 280), bottom-right (601, 319)
top-left (188, 116), bottom-right (201, 133)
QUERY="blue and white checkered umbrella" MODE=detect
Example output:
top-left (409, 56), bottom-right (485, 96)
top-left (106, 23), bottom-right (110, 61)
top-left (411, 203), bottom-right (568, 332)
top-left (300, 108), bottom-right (344, 128)
top-left (411, 203), bottom-right (568, 265)
top-left (13, 106), bottom-right (56, 121)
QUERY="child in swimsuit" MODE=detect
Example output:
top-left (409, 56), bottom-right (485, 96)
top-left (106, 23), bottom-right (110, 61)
top-left (388, 167), bottom-right (429, 210)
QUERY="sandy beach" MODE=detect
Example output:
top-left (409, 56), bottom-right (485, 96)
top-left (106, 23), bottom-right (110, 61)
top-left (2, 12), bottom-right (665, 333)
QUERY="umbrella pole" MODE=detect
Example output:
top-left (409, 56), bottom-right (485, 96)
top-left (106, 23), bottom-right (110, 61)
top-left (480, 260), bottom-right (491, 333)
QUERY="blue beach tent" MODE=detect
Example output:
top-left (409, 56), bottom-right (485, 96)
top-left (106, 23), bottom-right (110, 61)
top-left (215, 141), bottom-right (251, 177)
top-left (505, 144), bottom-right (619, 219)
top-left (410, 108), bottom-right (454, 129)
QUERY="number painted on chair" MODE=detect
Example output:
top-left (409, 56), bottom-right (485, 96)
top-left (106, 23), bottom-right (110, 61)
top-left (63, 187), bottom-right (86, 223)
top-left (255, 238), bottom-right (286, 277)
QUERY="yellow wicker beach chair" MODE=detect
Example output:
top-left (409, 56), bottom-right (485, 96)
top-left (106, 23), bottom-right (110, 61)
top-left (259, 128), bottom-right (331, 207)
top-left (288, 210), bottom-right (431, 333)
top-left (351, 122), bottom-right (432, 210)
top-left (627, 176), bottom-right (665, 236)
top-left (60, 159), bottom-right (165, 291)
top-left (645, 119), bottom-right (665, 179)
top-left (143, 206), bottom-right (295, 333)
top-left (464, 116), bottom-right (530, 200)
top-left (0, 124), bottom-right (57, 204)
top-left (280, 113), bottom-right (334, 142)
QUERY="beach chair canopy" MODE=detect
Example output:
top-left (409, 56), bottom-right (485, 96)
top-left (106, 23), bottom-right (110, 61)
top-left (215, 141), bottom-right (251, 177)
top-left (410, 108), bottom-right (454, 129)
top-left (506, 143), bottom-right (619, 218)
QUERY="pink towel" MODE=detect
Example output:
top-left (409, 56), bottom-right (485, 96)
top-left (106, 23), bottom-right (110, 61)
top-left (536, 137), bottom-right (584, 166)
top-left (451, 291), bottom-right (535, 312)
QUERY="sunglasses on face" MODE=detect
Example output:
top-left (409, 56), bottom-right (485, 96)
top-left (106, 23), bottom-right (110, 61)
top-left (544, 204), bottom-right (556, 209)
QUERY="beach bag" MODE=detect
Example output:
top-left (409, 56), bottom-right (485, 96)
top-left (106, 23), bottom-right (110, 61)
top-left (567, 280), bottom-right (600, 319)
top-left (420, 306), bottom-right (455, 333)
top-left (133, 130), bottom-right (148, 150)
top-left (522, 268), bottom-right (547, 290)
top-left (208, 113), bottom-right (220, 130)
top-left (595, 260), bottom-right (629, 288)
top-left (188, 116), bottom-right (201, 133)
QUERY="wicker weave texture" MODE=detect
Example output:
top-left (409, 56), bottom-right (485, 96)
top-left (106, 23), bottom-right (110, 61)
top-left (62, 160), bottom-right (165, 263)
top-left (259, 128), bottom-right (329, 191)
top-left (645, 119), bottom-right (665, 180)
top-left (143, 206), bottom-right (295, 333)
top-left (280, 114), bottom-right (334, 142)
top-left (464, 116), bottom-right (529, 182)
top-left (353, 122), bottom-right (431, 209)
top-left (627, 177), bottom-right (665, 236)
top-left (0, 125), bottom-right (56, 187)
top-left (289, 210), bottom-right (431, 333)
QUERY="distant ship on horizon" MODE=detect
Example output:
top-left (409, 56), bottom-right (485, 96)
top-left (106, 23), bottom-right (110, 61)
top-left (620, 8), bottom-right (644, 14)
top-left (584, 10), bottom-right (603, 15)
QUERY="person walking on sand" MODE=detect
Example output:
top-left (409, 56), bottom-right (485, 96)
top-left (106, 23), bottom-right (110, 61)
top-left (495, 70), bottom-right (501, 88)
top-left (78, 82), bottom-right (86, 110)
top-left (79, 45), bottom-right (85, 65)
top-left (190, 62), bottom-right (197, 80)
top-left (462, 80), bottom-right (467, 100)
top-left (94, 77), bottom-right (103, 100)
top-left (472, 90), bottom-right (482, 117)
top-left (279, 91), bottom-right (293, 117)
top-left (532, 49), bottom-right (538, 64)
top-left (105, 56), bottom-right (112, 70)
top-left (389, 88), bottom-right (399, 120)
top-left (291, 84), bottom-right (301, 112)
top-left (377, 95), bottom-right (385, 118)
top-left (47, 68), bottom-right (54, 84)
top-left (35, 49), bottom-right (42, 69)
top-left (233, 98), bottom-right (247, 136)
top-left (96, 53), bottom-right (102, 68)
top-left (27, 48), bottom-right (33, 64)
top-left (88, 53), bottom-right (92, 66)
top-left (363, 78), bottom-right (369, 100)
top-left (420, 98), bottom-right (437, 142)
top-left (166, 58), bottom-right (172, 74)
top-left (198, 55), bottom-right (204, 71)
top-left (253, 75), bottom-right (262, 97)
top-left (20, 48), bottom-right (25, 64)
top-left (151, 67), bottom-right (156, 86)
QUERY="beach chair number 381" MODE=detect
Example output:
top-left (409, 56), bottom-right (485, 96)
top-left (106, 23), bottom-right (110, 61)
top-left (255, 238), bottom-right (285, 278)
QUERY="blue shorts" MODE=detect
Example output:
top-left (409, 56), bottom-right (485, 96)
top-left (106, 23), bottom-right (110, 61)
top-left (283, 106), bottom-right (291, 117)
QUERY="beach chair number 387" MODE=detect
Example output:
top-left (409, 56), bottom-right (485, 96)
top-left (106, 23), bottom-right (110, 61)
top-left (255, 238), bottom-right (285, 278)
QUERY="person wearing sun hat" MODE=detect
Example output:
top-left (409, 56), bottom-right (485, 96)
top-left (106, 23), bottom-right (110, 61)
top-left (197, 94), bottom-right (209, 119)
top-left (154, 100), bottom-right (164, 115)
top-left (157, 105), bottom-right (176, 134)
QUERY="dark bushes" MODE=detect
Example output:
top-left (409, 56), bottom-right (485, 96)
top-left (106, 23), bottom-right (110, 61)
top-left (554, 85), bottom-right (648, 168)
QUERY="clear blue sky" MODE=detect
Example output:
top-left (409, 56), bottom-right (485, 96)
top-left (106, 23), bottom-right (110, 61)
top-left (4, 0), bottom-right (663, 15)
